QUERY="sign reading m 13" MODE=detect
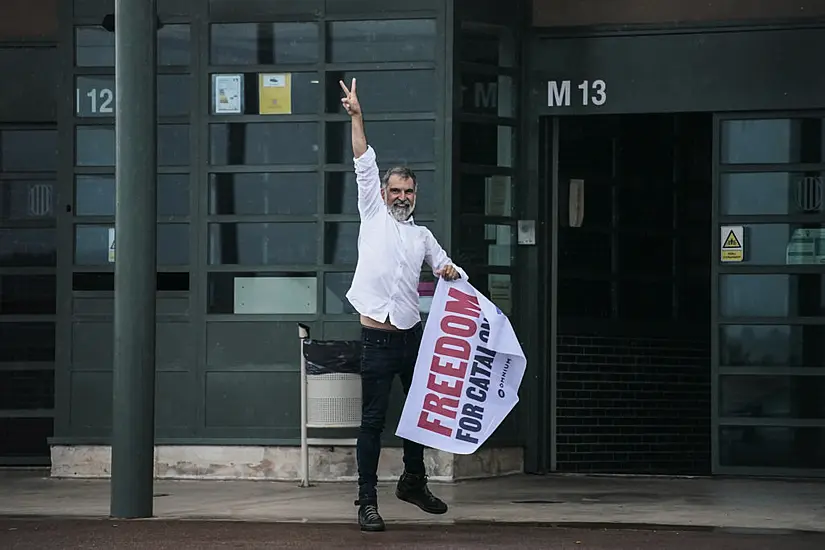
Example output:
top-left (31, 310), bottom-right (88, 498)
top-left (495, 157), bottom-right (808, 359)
top-left (548, 79), bottom-right (607, 107)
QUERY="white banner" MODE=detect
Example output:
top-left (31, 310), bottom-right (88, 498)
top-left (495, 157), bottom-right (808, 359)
top-left (396, 278), bottom-right (526, 455)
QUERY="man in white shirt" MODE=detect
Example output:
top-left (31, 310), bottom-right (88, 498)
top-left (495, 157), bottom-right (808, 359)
top-left (339, 79), bottom-right (467, 532)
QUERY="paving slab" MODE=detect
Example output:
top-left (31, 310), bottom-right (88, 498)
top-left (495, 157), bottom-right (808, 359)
top-left (1, 471), bottom-right (823, 533)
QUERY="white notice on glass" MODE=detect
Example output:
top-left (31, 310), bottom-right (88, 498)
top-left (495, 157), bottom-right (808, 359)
top-left (214, 74), bottom-right (243, 114)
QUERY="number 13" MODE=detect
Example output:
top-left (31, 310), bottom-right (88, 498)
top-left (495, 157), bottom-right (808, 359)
top-left (578, 80), bottom-right (607, 106)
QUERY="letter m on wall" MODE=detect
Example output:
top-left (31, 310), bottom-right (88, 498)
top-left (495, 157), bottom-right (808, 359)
top-left (548, 80), bottom-right (570, 107)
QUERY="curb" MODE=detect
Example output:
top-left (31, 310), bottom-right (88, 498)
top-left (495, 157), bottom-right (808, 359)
top-left (1, 516), bottom-right (823, 536)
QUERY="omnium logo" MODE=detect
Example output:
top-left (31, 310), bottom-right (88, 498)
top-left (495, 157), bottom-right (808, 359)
top-left (795, 176), bottom-right (823, 212)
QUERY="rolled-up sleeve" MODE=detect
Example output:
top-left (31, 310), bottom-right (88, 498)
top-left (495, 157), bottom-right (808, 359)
top-left (354, 146), bottom-right (383, 220)
top-left (424, 229), bottom-right (468, 281)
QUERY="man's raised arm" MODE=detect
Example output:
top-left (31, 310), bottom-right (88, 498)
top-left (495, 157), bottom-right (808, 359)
top-left (340, 78), bottom-right (382, 220)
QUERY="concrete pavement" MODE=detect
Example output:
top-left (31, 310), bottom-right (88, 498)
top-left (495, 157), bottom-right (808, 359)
top-left (1, 470), bottom-right (824, 533)
top-left (2, 520), bottom-right (825, 549)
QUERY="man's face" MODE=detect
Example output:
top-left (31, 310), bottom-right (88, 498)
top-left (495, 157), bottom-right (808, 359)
top-left (382, 174), bottom-right (416, 222)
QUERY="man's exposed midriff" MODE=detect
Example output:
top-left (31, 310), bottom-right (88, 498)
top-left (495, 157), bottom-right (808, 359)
top-left (360, 314), bottom-right (399, 331)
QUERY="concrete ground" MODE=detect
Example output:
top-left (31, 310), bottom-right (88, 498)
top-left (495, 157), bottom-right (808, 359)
top-left (2, 520), bottom-right (825, 549)
top-left (1, 470), bottom-right (824, 534)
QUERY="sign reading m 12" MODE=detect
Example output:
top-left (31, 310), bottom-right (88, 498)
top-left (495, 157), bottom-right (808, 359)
top-left (548, 80), bottom-right (607, 107)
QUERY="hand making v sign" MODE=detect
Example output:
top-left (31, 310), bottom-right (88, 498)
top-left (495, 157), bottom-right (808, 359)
top-left (339, 78), bottom-right (361, 116)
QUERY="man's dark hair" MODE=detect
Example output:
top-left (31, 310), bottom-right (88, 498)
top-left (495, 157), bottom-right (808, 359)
top-left (381, 166), bottom-right (417, 191)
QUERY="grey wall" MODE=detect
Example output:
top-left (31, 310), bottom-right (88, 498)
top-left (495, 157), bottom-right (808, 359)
top-left (531, 0), bottom-right (825, 27)
top-left (532, 27), bottom-right (825, 115)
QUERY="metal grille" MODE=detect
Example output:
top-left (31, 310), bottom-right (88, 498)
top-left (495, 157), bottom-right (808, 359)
top-left (306, 372), bottom-right (362, 428)
top-left (556, 333), bottom-right (711, 475)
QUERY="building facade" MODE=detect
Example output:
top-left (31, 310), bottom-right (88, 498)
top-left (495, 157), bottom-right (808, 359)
top-left (2, 0), bottom-right (824, 479)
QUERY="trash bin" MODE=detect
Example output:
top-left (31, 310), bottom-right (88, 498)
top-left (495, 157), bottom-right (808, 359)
top-left (298, 324), bottom-right (362, 487)
top-left (304, 339), bottom-right (362, 428)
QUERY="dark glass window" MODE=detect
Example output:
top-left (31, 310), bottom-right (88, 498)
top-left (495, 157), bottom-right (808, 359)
top-left (325, 272), bottom-right (356, 314)
top-left (457, 173), bottom-right (514, 217)
top-left (0, 417), bottom-right (52, 457)
top-left (209, 173), bottom-right (316, 215)
top-left (210, 23), bottom-right (319, 65)
top-left (75, 76), bottom-right (115, 118)
top-left (75, 75), bottom-right (191, 118)
top-left (720, 426), bottom-right (825, 468)
top-left (75, 24), bottom-right (191, 67)
top-left (0, 370), bottom-right (54, 409)
top-left (325, 170), bottom-right (436, 216)
top-left (458, 27), bottom-right (515, 68)
top-left (72, 272), bottom-right (189, 292)
top-left (210, 72), bottom-right (320, 116)
top-left (207, 222), bottom-right (317, 265)
top-left (0, 322), bottom-right (54, 362)
top-left (721, 118), bottom-right (825, 164)
top-left (74, 223), bottom-right (188, 266)
top-left (0, 228), bottom-right (56, 267)
top-left (327, 20), bottom-right (436, 63)
top-left (717, 223), bottom-right (825, 266)
top-left (720, 325), bottom-right (825, 367)
top-left (459, 73), bottom-right (514, 117)
top-left (75, 125), bottom-right (190, 167)
top-left (157, 125), bottom-right (190, 167)
top-left (0, 130), bottom-right (57, 172)
top-left (75, 126), bottom-right (112, 166)
top-left (720, 274), bottom-right (825, 317)
top-left (158, 175), bottom-right (190, 218)
top-left (720, 375), bottom-right (825, 420)
top-left (326, 121), bottom-right (434, 165)
top-left (326, 70), bottom-right (435, 114)
top-left (454, 221), bottom-right (514, 267)
top-left (0, 180), bottom-right (55, 221)
top-left (720, 172), bottom-right (825, 216)
top-left (210, 123), bottom-right (318, 165)
top-left (458, 123), bottom-right (514, 167)
top-left (0, 274), bottom-right (56, 314)
top-left (207, 272), bottom-right (317, 314)
top-left (324, 222), bottom-right (359, 264)
top-left (75, 174), bottom-right (189, 218)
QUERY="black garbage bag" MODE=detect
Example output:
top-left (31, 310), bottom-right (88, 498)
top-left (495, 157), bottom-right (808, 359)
top-left (303, 339), bottom-right (362, 376)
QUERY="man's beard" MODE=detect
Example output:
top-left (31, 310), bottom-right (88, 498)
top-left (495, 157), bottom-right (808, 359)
top-left (388, 199), bottom-right (414, 222)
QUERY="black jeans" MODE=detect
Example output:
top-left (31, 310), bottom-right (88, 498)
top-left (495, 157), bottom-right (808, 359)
top-left (357, 323), bottom-right (426, 505)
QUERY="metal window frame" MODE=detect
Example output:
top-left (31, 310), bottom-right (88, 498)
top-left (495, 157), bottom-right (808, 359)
top-left (50, 0), bottom-right (477, 446)
top-left (195, 2), bottom-right (447, 442)
top-left (0, 125), bottom-right (59, 463)
top-left (712, 110), bottom-right (825, 477)
top-left (450, 2), bottom-right (531, 456)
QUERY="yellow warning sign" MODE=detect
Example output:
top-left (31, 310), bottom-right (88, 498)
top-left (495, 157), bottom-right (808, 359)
top-left (720, 226), bottom-right (743, 263)
top-left (723, 231), bottom-right (741, 249)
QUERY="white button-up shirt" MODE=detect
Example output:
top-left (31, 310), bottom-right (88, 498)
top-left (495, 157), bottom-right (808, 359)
top-left (345, 146), bottom-right (467, 330)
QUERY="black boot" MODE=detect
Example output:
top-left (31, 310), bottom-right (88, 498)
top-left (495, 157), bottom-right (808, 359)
top-left (355, 500), bottom-right (386, 532)
top-left (395, 472), bottom-right (448, 515)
